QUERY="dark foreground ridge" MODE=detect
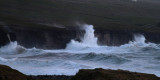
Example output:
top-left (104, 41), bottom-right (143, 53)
top-left (0, 64), bottom-right (160, 80)
top-left (72, 68), bottom-right (160, 80)
top-left (29, 75), bottom-right (72, 80)
top-left (0, 65), bottom-right (29, 80)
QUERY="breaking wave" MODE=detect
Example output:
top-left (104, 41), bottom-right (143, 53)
top-left (0, 24), bottom-right (160, 76)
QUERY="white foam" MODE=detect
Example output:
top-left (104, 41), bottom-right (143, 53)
top-left (0, 57), bottom-right (8, 62)
top-left (1, 25), bottom-right (158, 55)
top-left (0, 24), bottom-right (160, 77)
top-left (0, 57), bottom-right (17, 62)
top-left (66, 24), bottom-right (98, 50)
top-left (120, 34), bottom-right (159, 50)
top-left (0, 41), bottom-right (26, 54)
top-left (44, 25), bottom-right (160, 54)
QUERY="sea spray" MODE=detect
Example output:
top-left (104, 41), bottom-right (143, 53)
top-left (81, 25), bottom-right (98, 47)
top-left (129, 34), bottom-right (158, 48)
top-left (7, 34), bottom-right (11, 42)
top-left (66, 24), bottom-right (98, 50)
top-left (133, 34), bottom-right (146, 45)
top-left (121, 34), bottom-right (147, 48)
top-left (0, 24), bottom-right (160, 76)
top-left (0, 41), bottom-right (25, 54)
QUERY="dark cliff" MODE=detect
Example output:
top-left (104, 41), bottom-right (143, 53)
top-left (1, 23), bottom-right (160, 49)
top-left (0, 0), bottom-right (160, 49)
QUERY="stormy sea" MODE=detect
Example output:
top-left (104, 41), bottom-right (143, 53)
top-left (0, 24), bottom-right (160, 76)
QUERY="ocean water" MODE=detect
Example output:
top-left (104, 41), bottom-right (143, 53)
top-left (0, 24), bottom-right (160, 76)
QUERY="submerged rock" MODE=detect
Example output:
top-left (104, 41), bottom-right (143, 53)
top-left (71, 68), bottom-right (160, 80)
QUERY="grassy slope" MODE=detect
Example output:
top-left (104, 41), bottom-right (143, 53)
top-left (0, 0), bottom-right (160, 32)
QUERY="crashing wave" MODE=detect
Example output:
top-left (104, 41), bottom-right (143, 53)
top-left (0, 41), bottom-right (26, 54)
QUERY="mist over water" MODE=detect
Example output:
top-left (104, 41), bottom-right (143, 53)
top-left (0, 24), bottom-right (160, 76)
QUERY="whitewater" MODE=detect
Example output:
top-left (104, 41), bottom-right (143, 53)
top-left (0, 24), bottom-right (160, 76)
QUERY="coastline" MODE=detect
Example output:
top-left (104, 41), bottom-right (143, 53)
top-left (0, 64), bottom-right (159, 80)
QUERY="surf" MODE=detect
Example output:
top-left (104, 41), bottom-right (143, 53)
top-left (0, 24), bottom-right (160, 76)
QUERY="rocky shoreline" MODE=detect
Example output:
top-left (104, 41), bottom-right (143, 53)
top-left (0, 64), bottom-right (160, 80)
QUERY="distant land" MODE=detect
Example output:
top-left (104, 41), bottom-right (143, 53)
top-left (0, 0), bottom-right (160, 48)
top-left (0, 0), bottom-right (160, 32)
